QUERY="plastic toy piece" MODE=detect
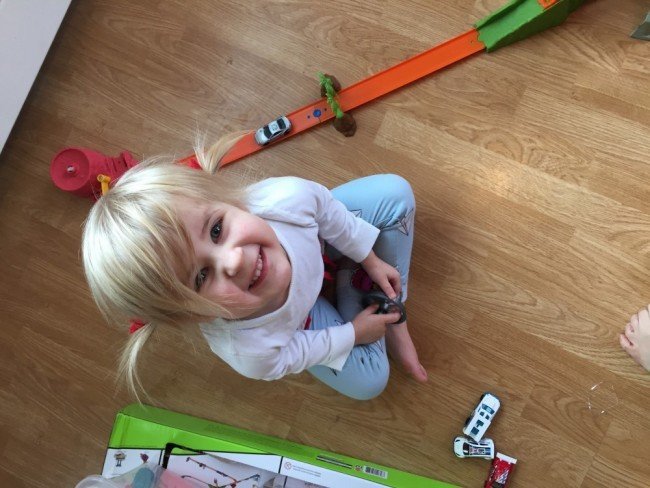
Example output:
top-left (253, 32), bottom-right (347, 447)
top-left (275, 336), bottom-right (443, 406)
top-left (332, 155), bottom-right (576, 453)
top-left (319, 72), bottom-right (357, 137)
top-left (318, 73), bottom-right (344, 118)
top-left (476, 0), bottom-right (585, 52)
top-left (462, 393), bottom-right (500, 442)
top-left (54, 0), bottom-right (586, 174)
top-left (254, 116), bottom-right (292, 146)
top-left (453, 436), bottom-right (495, 459)
top-left (132, 466), bottom-right (155, 488)
top-left (75, 462), bottom-right (194, 488)
top-left (214, 28), bottom-right (484, 167)
top-left (207, 0), bottom-right (584, 167)
top-left (484, 453), bottom-right (517, 487)
top-left (361, 291), bottom-right (407, 324)
top-left (319, 73), bottom-right (342, 97)
top-left (97, 174), bottom-right (111, 196)
top-left (333, 112), bottom-right (357, 137)
top-left (631, 12), bottom-right (650, 41)
top-left (50, 147), bottom-right (137, 199)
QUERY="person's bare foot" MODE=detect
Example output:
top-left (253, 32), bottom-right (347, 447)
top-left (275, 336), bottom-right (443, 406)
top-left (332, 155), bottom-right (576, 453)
top-left (620, 305), bottom-right (650, 372)
top-left (385, 321), bottom-right (428, 382)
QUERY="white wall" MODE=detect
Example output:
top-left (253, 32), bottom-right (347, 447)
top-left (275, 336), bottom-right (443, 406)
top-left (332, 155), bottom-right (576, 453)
top-left (0, 0), bottom-right (71, 154)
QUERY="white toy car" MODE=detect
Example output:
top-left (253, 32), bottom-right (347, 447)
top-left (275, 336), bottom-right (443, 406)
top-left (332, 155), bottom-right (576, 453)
top-left (453, 436), bottom-right (495, 459)
top-left (462, 392), bottom-right (500, 442)
top-left (254, 116), bottom-right (291, 145)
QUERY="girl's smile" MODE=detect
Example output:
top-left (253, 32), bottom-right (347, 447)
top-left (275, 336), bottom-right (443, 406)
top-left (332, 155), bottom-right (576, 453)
top-left (249, 248), bottom-right (267, 289)
top-left (175, 197), bottom-right (292, 320)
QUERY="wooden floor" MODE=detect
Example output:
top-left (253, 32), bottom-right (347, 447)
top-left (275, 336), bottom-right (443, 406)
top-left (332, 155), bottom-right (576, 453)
top-left (1, 1), bottom-right (649, 486)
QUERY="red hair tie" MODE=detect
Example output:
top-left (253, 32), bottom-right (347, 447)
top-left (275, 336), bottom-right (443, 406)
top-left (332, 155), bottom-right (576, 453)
top-left (129, 319), bottom-right (147, 334)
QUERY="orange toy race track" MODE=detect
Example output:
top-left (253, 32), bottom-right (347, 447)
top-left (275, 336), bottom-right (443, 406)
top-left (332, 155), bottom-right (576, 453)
top-left (171, 0), bottom-right (582, 169)
top-left (217, 29), bottom-right (483, 167)
top-left (52, 0), bottom-right (582, 196)
top-left (180, 29), bottom-right (484, 169)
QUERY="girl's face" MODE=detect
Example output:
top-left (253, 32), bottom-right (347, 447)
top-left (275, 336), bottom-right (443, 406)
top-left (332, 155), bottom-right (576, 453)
top-left (175, 197), bottom-right (292, 320)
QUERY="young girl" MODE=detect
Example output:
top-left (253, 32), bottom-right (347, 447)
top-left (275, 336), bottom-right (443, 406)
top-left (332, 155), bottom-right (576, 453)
top-left (82, 138), bottom-right (428, 400)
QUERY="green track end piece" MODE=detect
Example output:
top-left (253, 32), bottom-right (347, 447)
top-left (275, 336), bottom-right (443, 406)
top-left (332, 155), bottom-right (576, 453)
top-left (631, 12), bottom-right (650, 40)
top-left (476, 0), bottom-right (585, 52)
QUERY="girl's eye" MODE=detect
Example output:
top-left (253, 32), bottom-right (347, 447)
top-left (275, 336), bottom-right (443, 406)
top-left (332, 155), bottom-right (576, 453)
top-left (210, 219), bottom-right (223, 242)
top-left (195, 268), bottom-right (208, 290)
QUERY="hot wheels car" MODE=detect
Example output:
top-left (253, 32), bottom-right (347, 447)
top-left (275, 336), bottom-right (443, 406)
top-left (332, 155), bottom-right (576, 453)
top-left (361, 291), bottom-right (407, 324)
top-left (254, 116), bottom-right (291, 145)
top-left (453, 436), bottom-right (495, 459)
top-left (485, 452), bottom-right (517, 487)
top-left (462, 392), bottom-right (500, 442)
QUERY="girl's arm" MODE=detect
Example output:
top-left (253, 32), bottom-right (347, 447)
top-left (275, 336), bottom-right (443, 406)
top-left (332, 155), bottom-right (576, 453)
top-left (248, 177), bottom-right (380, 263)
top-left (227, 324), bottom-right (356, 381)
top-left (224, 305), bottom-right (400, 382)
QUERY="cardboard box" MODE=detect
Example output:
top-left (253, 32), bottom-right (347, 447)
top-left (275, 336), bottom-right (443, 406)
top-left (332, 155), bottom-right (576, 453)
top-left (102, 404), bottom-right (457, 488)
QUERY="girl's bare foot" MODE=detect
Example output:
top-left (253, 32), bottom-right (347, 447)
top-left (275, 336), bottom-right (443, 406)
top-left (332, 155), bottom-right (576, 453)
top-left (385, 321), bottom-right (428, 382)
top-left (620, 305), bottom-right (650, 372)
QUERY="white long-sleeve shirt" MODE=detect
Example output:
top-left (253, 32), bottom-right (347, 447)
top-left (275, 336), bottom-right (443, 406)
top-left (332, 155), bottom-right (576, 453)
top-left (199, 177), bottom-right (380, 380)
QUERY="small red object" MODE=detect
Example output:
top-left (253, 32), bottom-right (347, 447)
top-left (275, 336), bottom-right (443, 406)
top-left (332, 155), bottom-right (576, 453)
top-left (50, 147), bottom-right (138, 199)
top-left (484, 453), bottom-right (517, 488)
top-left (322, 253), bottom-right (338, 282)
top-left (177, 154), bottom-right (201, 169)
top-left (129, 319), bottom-right (147, 334)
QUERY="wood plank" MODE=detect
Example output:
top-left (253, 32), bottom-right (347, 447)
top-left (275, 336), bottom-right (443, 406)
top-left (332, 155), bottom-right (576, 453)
top-left (0, 1), bottom-right (648, 486)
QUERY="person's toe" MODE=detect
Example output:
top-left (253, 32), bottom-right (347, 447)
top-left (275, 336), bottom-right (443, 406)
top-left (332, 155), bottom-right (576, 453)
top-left (639, 307), bottom-right (650, 324)
top-left (417, 364), bottom-right (428, 382)
top-left (620, 333), bottom-right (633, 350)
top-left (408, 363), bottom-right (428, 382)
top-left (625, 322), bottom-right (635, 337)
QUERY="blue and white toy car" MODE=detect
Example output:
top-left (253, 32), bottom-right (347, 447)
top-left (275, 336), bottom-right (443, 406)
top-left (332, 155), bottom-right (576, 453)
top-left (462, 392), bottom-right (500, 442)
top-left (254, 116), bottom-right (291, 145)
top-left (453, 436), bottom-right (495, 459)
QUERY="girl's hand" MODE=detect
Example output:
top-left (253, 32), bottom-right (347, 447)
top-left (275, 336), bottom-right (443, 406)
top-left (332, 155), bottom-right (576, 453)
top-left (352, 304), bottom-right (400, 345)
top-left (361, 251), bottom-right (401, 299)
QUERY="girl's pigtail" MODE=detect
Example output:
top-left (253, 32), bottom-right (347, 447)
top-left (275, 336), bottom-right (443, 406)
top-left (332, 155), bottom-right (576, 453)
top-left (118, 322), bottom-right (156, 402)
top-left (193, 131), bottom-right (248, 174)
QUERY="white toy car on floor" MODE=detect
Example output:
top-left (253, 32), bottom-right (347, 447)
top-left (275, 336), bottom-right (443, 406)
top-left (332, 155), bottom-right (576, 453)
top-left (462, 392), bottom-right (500, 442)
top-left (254, 116), bottom-right (291, 145)
top-left (453, 436), bottom-right (495, 459)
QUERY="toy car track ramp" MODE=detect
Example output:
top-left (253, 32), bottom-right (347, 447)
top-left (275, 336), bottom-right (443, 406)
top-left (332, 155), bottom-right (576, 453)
top-left (214, 29), bottom-right (484, 167)
top-left (181, 0), bottom-right (584, 169)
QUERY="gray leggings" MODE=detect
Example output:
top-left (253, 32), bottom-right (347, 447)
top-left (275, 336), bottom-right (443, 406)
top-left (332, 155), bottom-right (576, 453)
top-left (307, 174), bottom-right (415, 400)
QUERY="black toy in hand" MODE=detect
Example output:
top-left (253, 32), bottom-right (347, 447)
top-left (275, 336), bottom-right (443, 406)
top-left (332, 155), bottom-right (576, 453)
top-left (361, 291), bottom-right (407, 324)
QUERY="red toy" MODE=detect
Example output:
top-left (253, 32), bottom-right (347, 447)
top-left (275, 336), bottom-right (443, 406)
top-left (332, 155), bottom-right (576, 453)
top-left (50, 147), bottom-right (138, 199)
top-left (51, 147), bottom-right (203, 199)
top-left (484, 453), bottom-right (517, 487)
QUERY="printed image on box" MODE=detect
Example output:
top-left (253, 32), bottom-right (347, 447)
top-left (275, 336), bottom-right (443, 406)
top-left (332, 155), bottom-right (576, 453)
top-left (164, 444), bottom-right (326, 488)
top-left (103, 445), bottom-right (325, 488)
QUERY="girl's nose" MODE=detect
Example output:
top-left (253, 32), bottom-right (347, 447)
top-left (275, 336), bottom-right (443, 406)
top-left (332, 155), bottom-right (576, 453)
top-left (223, 246), bottom-right (244, 277)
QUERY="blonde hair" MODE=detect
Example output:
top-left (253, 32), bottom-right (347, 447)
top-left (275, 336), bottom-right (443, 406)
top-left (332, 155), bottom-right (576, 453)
top-left (82, 134), bottom-right (246, 398)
